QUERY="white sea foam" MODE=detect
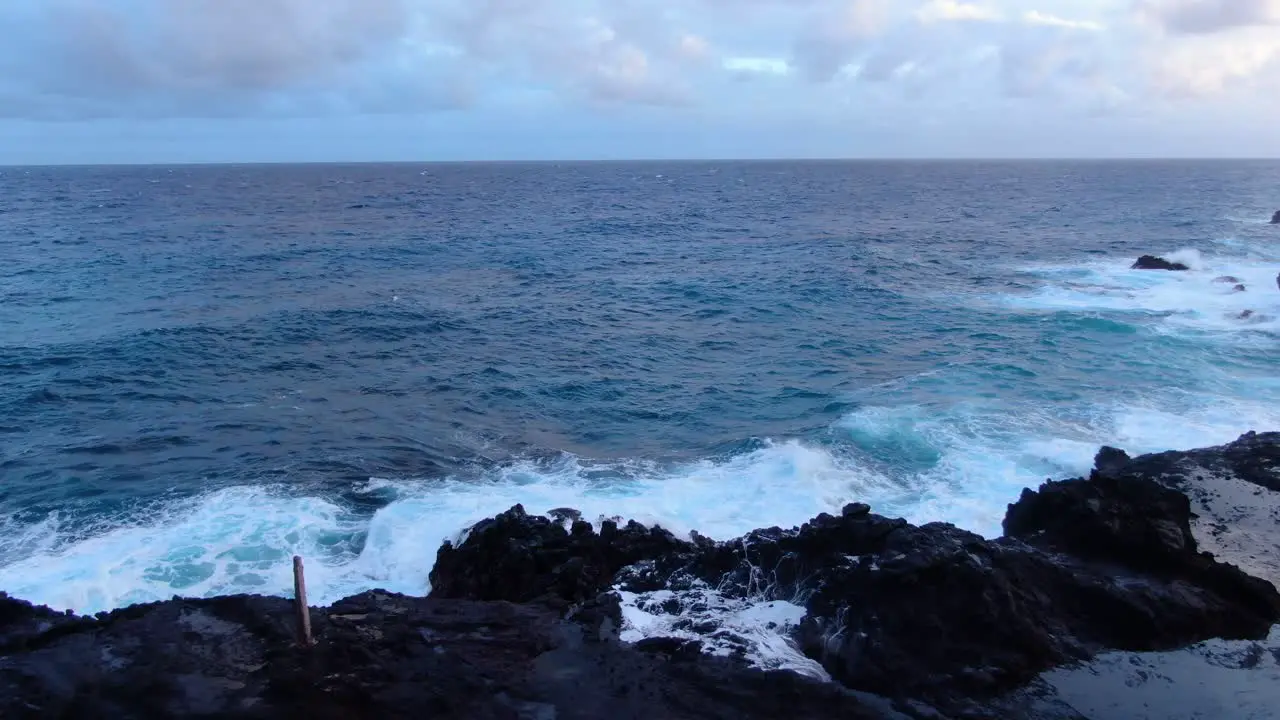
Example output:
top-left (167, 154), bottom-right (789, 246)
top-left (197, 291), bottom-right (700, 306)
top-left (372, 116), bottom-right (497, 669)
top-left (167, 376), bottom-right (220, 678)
top-left (616, 585), bottom-right (828, 680)
top-left (3, 244), bottom-right (1278, 683)
top-left (0, 441), bottom-right (892, 615)
top-left (5, 390), bottom-right (1275, 621)
top-left (1005, 249), bottom-right (1280, 334)
top-left (0, 440), bottom-right (928, 675)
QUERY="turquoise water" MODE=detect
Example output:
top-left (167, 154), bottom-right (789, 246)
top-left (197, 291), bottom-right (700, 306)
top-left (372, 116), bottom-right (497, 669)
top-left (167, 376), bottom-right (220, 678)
top-left (1, 160), bottom-right (1278, 613)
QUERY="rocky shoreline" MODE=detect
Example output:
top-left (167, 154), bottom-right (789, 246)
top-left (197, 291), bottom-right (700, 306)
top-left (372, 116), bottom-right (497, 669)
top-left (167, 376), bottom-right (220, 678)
top-left (3, 433), bottom-right (1280, 718)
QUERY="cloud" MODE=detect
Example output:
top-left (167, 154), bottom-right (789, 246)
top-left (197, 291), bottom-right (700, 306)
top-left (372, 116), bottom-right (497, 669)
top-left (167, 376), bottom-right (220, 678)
top-left (723, 57), bottom-right (791, 76)
top-left (1134, 0), bottom-right (1280, 35)
top-left (1129, 1), bottom-right (1280, 98)
top-left (1023, 10), bottom-right (1105, 31)
top-left (0, 0), bottom-right (1274, 124)
top-left (790, 0), bottom-right (893, 81)
top-left (426, 0), bottom-right (705, 108)
top-left (0, 0), bottom-right (465, 118)
top-left (999, 24), bottom-right (1112, 100)
top-left (1144, 29), bottom-right (1280, 97)
top-left (915, 1), bottom-right (1003, 24)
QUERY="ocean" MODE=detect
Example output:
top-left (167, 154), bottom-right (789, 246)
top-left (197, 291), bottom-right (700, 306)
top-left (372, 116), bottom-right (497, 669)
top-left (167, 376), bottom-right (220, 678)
top-left (2, 160), bottom-right (1278, 616)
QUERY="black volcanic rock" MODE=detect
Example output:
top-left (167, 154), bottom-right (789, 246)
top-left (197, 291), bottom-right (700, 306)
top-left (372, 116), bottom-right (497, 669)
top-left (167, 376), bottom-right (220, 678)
top-left (1093, 445), bottom-right (1131, 477)
top-left (429, 504), bottom-right (692, 609)
top-left (1101, 430), bottom-right (1280, 493)
top-left (1005, 474), bottom-right (1280, 616)
top-left (0, 591), bottom-right (887, 720)
top-left (1270, 211), bottom-right (1279, 224)
top-left (1132, 255), bottom-right (1190, 271)
top-left (790, 482), bottom-right (1279, 704)
top-left (0, 592), bottom-right (85, 652)
top-left (5, 433), bottom-right (1280, 718)
top-left (1003, 473), bottom-right (1198, 570)
top-left (430, 466), bottom-right (1280, 711)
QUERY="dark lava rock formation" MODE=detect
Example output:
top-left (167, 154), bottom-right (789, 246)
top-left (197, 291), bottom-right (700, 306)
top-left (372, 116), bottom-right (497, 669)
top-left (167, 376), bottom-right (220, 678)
top-left (1104, 430), bottom-right (1280, 493)
top-left (1270, 211), bottom-right (1279, 224)
top-left (3, 433), bottom-right (1280, 719)
top-left (1132, 255), bottom-right (1190, 271)
top-left (0, 591), bottom-right (884, 720)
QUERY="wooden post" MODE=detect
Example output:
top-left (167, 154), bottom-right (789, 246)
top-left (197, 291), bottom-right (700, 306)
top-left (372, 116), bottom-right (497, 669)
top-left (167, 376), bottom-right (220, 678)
top-left (293, 555), bottom-right (314, 647)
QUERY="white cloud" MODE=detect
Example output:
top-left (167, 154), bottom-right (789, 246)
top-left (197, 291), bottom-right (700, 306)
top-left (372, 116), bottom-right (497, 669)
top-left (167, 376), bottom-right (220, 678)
top-left (1129, 1), bottom-right (1280, 98)
top-left (1023, 10), bottom-right (1105, 31)
top-left (1145, 29), bottom-right (1280, 97)
top-left (723, 56), bottom-right (791, 75)
top-left (915, 0), bottom-right (1003, 24)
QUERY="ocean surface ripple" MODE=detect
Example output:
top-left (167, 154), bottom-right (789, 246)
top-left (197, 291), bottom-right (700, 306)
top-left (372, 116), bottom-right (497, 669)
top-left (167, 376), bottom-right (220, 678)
top-left (1, 160), bottom-right (1279, 614)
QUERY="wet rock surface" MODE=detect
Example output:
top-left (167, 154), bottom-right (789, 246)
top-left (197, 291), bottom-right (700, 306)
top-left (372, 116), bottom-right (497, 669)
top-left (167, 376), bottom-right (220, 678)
top-left (1099, 430), bottom-right (1280, 494)
top-left (1131, 255), bottom-right (1190, 271)
top-left (3, 433), bottom-right (1280, 719)
top-left (0, 591), bottom-right (884, 720)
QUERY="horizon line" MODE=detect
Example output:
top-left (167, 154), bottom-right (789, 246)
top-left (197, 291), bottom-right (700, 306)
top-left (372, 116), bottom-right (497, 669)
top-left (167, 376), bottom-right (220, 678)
top-left (4, 156), bottom-right (1280, 169)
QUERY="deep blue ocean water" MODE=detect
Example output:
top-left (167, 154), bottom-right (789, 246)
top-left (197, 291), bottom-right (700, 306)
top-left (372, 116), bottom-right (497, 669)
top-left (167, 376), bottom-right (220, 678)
top-left (2, 160), bottom-right (1279, 614)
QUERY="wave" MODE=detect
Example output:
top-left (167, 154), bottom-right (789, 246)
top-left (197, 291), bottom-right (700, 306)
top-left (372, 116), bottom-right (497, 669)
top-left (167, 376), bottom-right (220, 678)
top-left (1, 392), bottom-right (1275, 676)
top-left (7, 382), bottom-right (1277, 619)
top-left (0, 441), bottom-right (889, 615)
top-left (1003, 248), bottom-right (1280, 335)
top-left (3, 239), bottom-right (1278, 681)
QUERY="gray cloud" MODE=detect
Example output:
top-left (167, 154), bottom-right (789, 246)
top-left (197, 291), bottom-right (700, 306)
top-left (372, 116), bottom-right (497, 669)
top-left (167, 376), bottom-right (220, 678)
top-left (0, 0), bottom-right (463, 118)
top-left (790, 0), bottom-right (892, 81)
top-left (0, 0), bottom-right (1271, 124)
top-left (1134, 0), bottom-right (1280, 34)
top-left (0, 0), bottom-right (717, 118)
top-left (72, 0), bottom-right (401, 87)
top-left (425, 0), bottom-right (700, 107)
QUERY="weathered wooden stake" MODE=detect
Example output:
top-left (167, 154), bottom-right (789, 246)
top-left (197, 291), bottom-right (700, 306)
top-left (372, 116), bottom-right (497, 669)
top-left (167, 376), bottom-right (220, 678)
top-left (293, 555), bottom-right (314, 647)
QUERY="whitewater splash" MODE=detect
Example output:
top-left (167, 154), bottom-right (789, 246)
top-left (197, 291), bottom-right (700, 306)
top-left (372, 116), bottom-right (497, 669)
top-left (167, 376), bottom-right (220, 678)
top-left (0, 426), bottom-right (1066, 614)
top-left (3, 241), bottom-right (1279, 675)
top-left (1006, 248), bottom-right (1280, 335)
top-left (0, 442), bottom-right (872, 614)
top-left (616, 585), bottom-right (827, 680)
top-left (5, 392), bottom-right (1278, 619)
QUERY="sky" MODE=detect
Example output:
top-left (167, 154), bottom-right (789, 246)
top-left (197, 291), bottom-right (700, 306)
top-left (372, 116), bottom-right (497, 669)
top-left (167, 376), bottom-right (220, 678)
top-left (0, 0), bottom-right (1278, 163)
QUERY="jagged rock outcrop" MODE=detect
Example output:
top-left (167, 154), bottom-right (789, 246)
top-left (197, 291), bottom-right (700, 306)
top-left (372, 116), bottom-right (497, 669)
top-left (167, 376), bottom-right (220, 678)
top-left (1270, 211), bottom-right (1279, 225)
top-left (1132, 255), bottom-right (1189, 271)
top-left (1085, 431), bottom-right (1280, 589)
top-left (429, 442), bottom-right (1280, 712)
top-left (1097, 430), bottom-right (1280, 493)
top-left (3, 433), bottom-right (1280, 719)
top-left (429, 505), bottom-right (691, 610)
